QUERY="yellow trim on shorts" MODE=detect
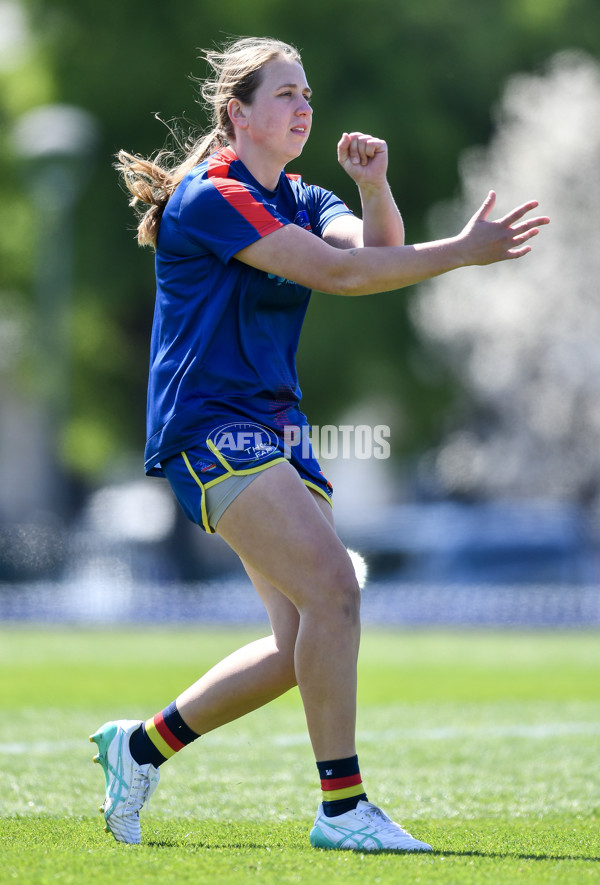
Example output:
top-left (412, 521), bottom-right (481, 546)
top-left (181, 444), bottom-right (289, 533)
top-left (180, 451), bottom-right (214, 533)
top-left (206, 438), bottom-right (288, 477)
top-left (302, 479), bottom-right (333, 508)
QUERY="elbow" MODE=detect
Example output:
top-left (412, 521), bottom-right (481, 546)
top-left (316, 275), bottom-right (365, 297)
top-left (315, 253), bottom-right (368, 297)
top-left (335, 277), bottom-right (366, 297)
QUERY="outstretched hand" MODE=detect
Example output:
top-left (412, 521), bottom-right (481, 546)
top-left (337, 132), bottom-right (389, 189)
top-left (460, 191), bottom-right (550, 265)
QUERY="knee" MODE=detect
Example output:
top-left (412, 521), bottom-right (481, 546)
top-left (336, 574), bottom-right (362, 626)
top-left (318, 556), bottom-right (362, 626)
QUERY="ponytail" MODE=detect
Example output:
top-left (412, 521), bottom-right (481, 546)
top-left (117, 37), bottom-right (301, 249)
top-left (116, 127), bottom-right (225, 249)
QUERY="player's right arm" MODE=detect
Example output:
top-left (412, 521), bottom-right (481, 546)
top-left (235, 191), bottom-right (549, 297)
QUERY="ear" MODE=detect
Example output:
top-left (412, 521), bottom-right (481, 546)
top-left (228, 98), bottom-right (249, 132)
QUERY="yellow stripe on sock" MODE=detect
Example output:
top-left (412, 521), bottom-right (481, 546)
top-left (144, 717), bottom-right (177, 759)
top-left (322, 783), bottom-right (365, 802)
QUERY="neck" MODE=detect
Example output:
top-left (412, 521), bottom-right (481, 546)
top-left (230, 141), bottom-right (285, 191)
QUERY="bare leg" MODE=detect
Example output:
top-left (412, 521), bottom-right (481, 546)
top-left (176, 566), bottom-right (300, 734)
top-left (177, 461), bottom-right (361, 761)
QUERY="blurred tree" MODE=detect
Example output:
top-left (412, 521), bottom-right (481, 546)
top-left (414, 52), bottom-right (600, 514)
top-left (2, 0), bottom-right (600, 485)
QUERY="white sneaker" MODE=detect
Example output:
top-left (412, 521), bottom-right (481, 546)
top-left (89, 719), bottom-right (160, 844)
top-left (310, 800), bottom-right (432, 852)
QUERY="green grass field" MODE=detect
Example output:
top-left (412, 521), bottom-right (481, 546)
top-left (1, 625), bottom-right (599, 884)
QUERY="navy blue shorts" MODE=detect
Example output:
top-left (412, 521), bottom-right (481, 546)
top-left (161, 420), bottom-right (333, 533)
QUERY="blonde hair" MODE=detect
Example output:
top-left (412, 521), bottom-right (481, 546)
top-left (117, 37), bottom-right (302, 248)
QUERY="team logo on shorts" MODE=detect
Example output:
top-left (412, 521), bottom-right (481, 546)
top-left (210, 422), bottom-right (279, 462)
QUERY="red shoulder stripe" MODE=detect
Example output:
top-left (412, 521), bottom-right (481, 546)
top-left (207, 147), bottom-right (238, 179)
top-left (208, 149), bottom-right (284, 237)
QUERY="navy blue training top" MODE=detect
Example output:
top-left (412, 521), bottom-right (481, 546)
top-left (145, 147), bottom-right (353, 475)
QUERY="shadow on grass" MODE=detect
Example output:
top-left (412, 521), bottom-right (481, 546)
top-left (144, 838), bottom-right (600, 862)
top-left (145, 838), bottom-right (303, 851)
top-left (434, 850), bottom-right (600, 863)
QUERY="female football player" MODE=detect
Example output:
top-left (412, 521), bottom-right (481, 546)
top-left (90, 36), bottom-right (548, 851)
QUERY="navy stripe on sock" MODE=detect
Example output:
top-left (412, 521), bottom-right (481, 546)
top-left (129, 723), bottom-right (165, 767)
top-left (129, 702), bottom-right (200, 768)
top-left (317, 755), bottom-right (360, 780)
top-left (317, 755), bottom-right (368, 817)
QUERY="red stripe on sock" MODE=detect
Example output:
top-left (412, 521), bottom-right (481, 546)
top-left (320, 773), bottom-right (363, 791)
top-left (154, 711), bottom-right (186, 752)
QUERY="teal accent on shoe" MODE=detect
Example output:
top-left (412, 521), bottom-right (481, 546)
top-left (310, 821), bottom-right (385, 851)
top-left (309, 825), bottom-right (333, 849)
top-left (89, 723), bottom-right (118, 793)
top-left (90, 722), bottom-right (134, 822)
top-left (310, 801), bottom-right (432, 853)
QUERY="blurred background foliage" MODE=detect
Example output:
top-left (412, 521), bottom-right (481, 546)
top-left (1, 0), bottom-right (599, 494)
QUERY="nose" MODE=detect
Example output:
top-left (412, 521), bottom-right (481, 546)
top-left (298, 96), bottom-right (313, 116)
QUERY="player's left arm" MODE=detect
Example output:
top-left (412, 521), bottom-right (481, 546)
top-left (323, 132), bottom-right (405, 249)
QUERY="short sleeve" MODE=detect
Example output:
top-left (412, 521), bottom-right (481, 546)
top-left (177, 176), bottom-right (286, 264)
top-left (305, 185), bottom-right (354, 238)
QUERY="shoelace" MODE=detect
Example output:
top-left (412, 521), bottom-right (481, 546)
top-left (126, 769), bottom-right (159, 811)
top-left (360, 805), bottom-right (410, 835)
